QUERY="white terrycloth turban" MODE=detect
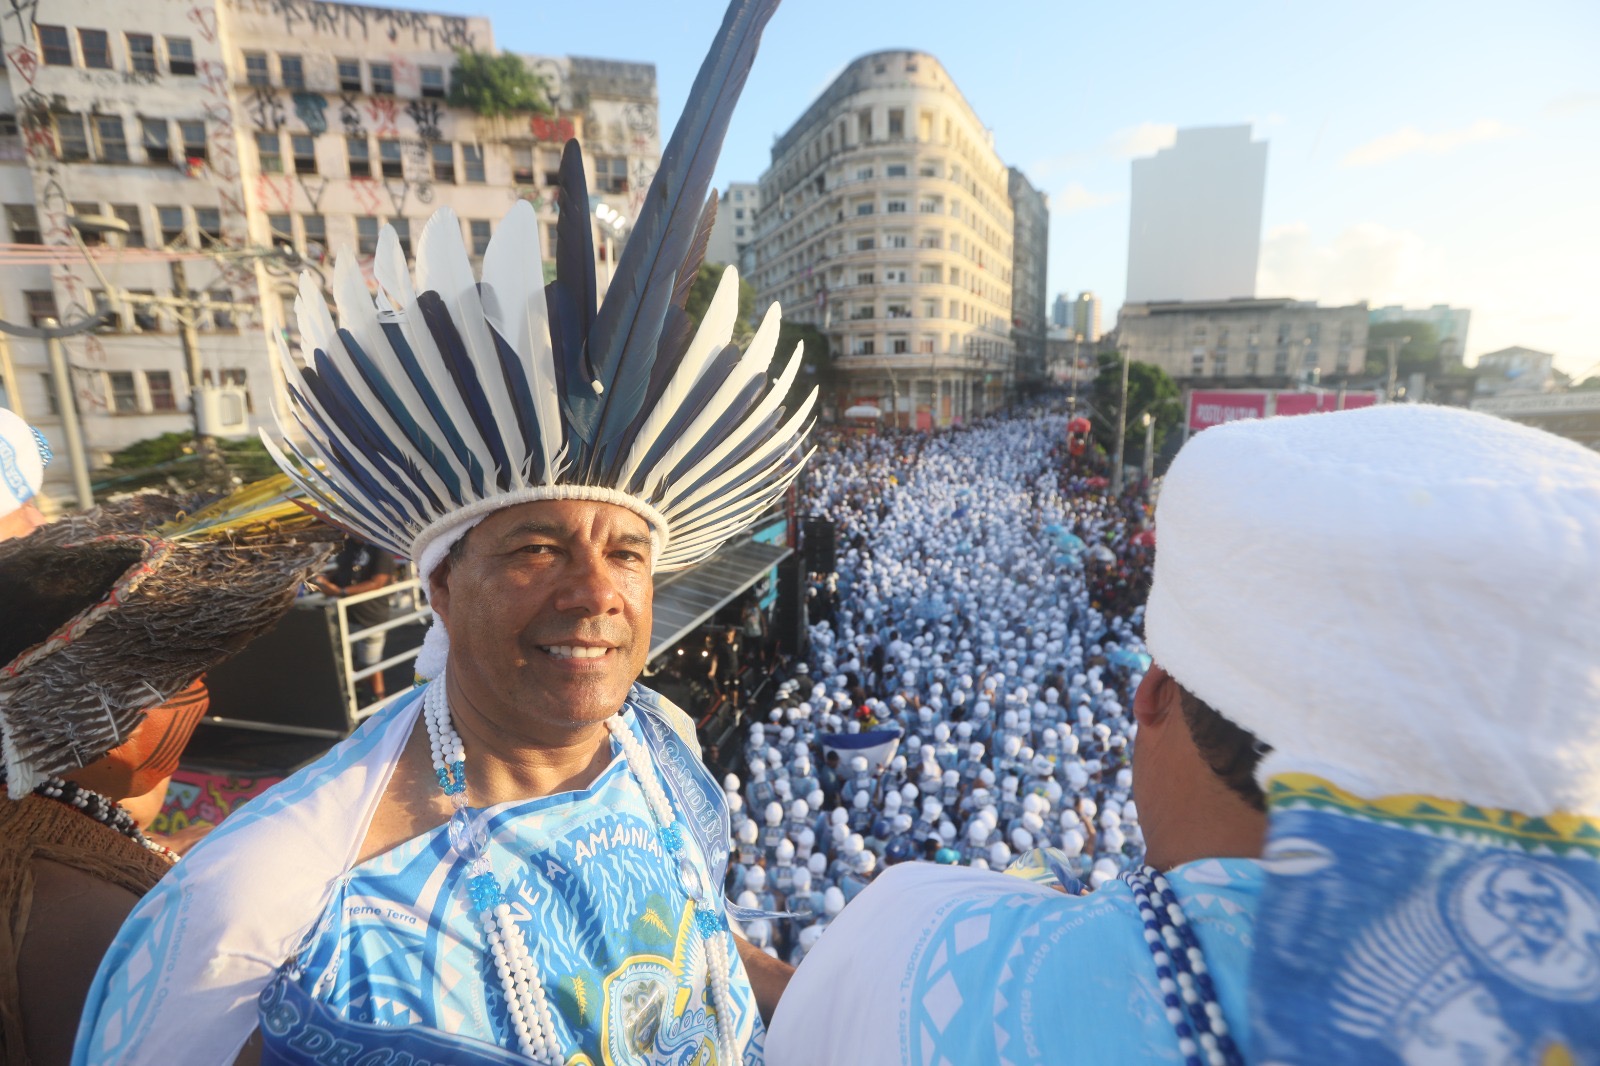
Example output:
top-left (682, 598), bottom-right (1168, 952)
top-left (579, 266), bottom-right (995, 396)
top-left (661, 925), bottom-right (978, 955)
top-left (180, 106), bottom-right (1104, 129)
top-left (1146, 404), bottom-right (1600, 818)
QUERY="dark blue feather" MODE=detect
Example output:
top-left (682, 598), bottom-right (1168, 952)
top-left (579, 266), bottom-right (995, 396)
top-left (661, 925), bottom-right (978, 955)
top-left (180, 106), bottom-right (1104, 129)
top-left (416, 290), bottom-right (514, 490)
top-left (486, 322), bottom-right (544, 479)
top-left (608, 303), bottom-right (696, 477)
top-left (623, 342), bottom-right (745, 494)
top-left (336, 327), bottom-right (462, 502)
top-left (583, 0), bottom-right (782, 459)
top-left (658, 374), bottom-right (768, 486)
top-left (554, 140), bottom-right (602, 449)
top-left (290, 390), bottom-right (412, 529)
top-left (307, 354), bottom-right (442, 515)
top-left (379, 320), bottom-right (486, 497)
top-left (667, 403), bottom-right (784, 503)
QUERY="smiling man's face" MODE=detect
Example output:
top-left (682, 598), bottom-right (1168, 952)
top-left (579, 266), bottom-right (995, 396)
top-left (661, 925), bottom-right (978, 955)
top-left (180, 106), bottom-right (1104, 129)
top-left (430, 498), bottom-right (654, 738)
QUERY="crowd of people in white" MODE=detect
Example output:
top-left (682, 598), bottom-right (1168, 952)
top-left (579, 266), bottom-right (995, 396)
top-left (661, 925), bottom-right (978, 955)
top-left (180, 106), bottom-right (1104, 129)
top-left (722, 409), bottom-right (1162, 961)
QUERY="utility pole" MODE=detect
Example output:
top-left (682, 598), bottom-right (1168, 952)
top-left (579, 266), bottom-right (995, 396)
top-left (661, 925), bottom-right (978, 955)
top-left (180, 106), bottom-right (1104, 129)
top-left (1142, 412), bottom-right (1156, 486)
top-left (1384, 336), bottom-right (1410, 402)
top-left (170, 259), bottom-right (225, 489)
top-left (1110, 349), bottom-right (1130, 495)
top-left (41, 319), bottom-right (94, 509)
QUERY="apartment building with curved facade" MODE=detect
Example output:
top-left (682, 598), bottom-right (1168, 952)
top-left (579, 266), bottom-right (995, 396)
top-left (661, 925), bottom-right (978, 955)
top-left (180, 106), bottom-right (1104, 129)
top-left (753, 51), bottom-right (1015, 428)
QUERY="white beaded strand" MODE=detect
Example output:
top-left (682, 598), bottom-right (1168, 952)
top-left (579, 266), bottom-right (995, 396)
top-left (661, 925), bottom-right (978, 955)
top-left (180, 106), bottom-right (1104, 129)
top-left (424, 675), bottom-right (741, 1065)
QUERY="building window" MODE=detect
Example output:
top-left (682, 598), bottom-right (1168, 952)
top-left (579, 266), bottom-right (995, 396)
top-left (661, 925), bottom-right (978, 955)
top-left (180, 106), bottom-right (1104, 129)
top-left (291, 134), bottom-right (316, 174)
top-left (244, 51), bottom-right (270, 86)
top-left (919, 231), bottom-right (942, 249)
top-left (918, 338), bottom-right (935, 354)
top-left (280, 54), bottom-right (304, 89)
top-left (856, 236), bottom-right (875, 251)
top-left (921, 298), bottom-right (939, 318)
top-left (111, 204), bottom-right (143, 246)
top-left (142, 117), bottom-right (170, 162)
top-left (591, 154), bottom-right (627, 194)
top-left (855, 338), bottom-right (875, 355)
top-left (268, 213), bottom-right (293, 245)
top-left (855, 202), bottom-right (874, 216)
top-left (24, 290), bottom-right (58, 327)
top-left (127, 33), bottom-right (157, 73)
top-left (94, 115), bottom-right (129, 162)
top-left (887, 233), bottom-right (908, 248)
top-left (390, 218), bottom-right (412, 257)
top-left (369, 62), bottom-right (394, 95)
top-left (356, 217), bottom-right (379, 256)
top-left (469, 219), bottom-right (491, 256)
top-left (541, 149), bottom-right (561, 186)
top-left (919, 266), bottom-right (941, 284)
top-left (856, 271), bottom-right (874, 285)
top-left (891, 336), bottom-right (909, 354)
top-left (462, 143), bottom-right (484, 183)
top-left (347, 135), bottom-right (370, 178)
top-left (1273, 349), bottom-right (1289, 375)
top-left (432, 142), bottom-right (455, 183)
top-left (301, 213), bottom-right (326, 258)
top-left (886, 303), bottom-right (910, 319)
top-left (886, 200), bottom-right (907, 213)
top-left (6, 206), bottom-right (41, 245)
top-left (338, 58), bottom-right (362, 92)
top-left (851, 304), bottom-right (874, 321)
top-left (56, 115), bottom-right (90, 161)
top-left (511, 144), bottom-right (534, 184)
top-left (208, 291), bottom-right (234, 331)
top-left (883, 268), bottom-right (908, 284)
top-left (856, 110), bottom-right (872, 141)
top-left (379, 138), bottom-right (403, 177)
top-left (146, 370), bottom-right (177, 411)
top-left (128, 290), bottom-right (158, 331)
top-left (856, 166), bottom-right (873, 181)
top-left (256, 131), bottom-right (282, 172)
top-left (195, 207), bottom-right (221, 245)
top-left (420, 65), bottom-right (446, 98)
top-left (919, 198), bottom-right (940, 214)
top-left (888, 109), bottom-right (904, 138)
top-left (37, 25), bottom-right (73, 66)
top-left (107, 371), bottom-right (139, 413)
top-left (79, 28), bottom-right (112, 69)
top-left (886, 164), bottom-right (907, 178)
top-left (166, 36), bottom-right (196, 75)
top-left (1304, 348), bottom-right (1319, 369)
top-left (157, 205), bottom-right (185, 246)
top-left (179, 120), bottom-right (207, 163)
top-left (71, 202), bottom-right (104, 244)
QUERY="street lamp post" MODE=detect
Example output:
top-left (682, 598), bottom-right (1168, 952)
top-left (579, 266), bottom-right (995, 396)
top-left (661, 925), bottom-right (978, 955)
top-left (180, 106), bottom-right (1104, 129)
top-left (1141, 411), bottom-right (1155, 486)
top-left (594, 203), bottom-right (628, 295)
top-left (1385, 335), bottom-right (1410, 402)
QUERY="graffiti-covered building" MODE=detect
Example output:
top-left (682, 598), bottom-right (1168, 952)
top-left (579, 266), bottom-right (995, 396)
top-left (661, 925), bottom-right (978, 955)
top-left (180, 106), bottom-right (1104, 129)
top-left (0, 0), bottom-right (659, 508)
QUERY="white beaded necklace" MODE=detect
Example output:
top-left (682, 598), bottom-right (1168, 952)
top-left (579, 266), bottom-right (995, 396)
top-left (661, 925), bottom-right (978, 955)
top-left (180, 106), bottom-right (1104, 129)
top-left (422, 675), bottom-right (740, 1064)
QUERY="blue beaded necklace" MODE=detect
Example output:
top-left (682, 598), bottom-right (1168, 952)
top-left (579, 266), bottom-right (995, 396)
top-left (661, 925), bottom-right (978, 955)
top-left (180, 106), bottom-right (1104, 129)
top-left (1124, 865), bottom-right (1244, 1066)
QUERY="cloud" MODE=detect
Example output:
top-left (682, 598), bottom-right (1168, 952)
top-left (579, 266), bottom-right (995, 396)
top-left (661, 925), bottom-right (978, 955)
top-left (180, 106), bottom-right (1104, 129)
top-left (1544, 91), bottom-right (1600, 118)
top-left (1340, 119), bottom-right (1516, 168)
top-left (1257, 221), bottom-right (1447, 307)
top-left (1053, 183), bottom-right (1121, 214)
top-left (1109, 122), bottom-right (1177, 159)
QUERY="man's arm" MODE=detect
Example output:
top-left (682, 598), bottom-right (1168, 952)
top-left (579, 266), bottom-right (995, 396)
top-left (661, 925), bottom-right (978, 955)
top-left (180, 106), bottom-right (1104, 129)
top-left (733, 932), bottom-right (793, 1024)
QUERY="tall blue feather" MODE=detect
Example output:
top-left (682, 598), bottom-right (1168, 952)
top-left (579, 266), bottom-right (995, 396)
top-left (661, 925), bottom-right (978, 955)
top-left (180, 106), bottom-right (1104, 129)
top-left (583, 0), bottom-right (782, 461)
top-left (554, 140), bottom-right (601, 451)
top-left (623, 343), bottom-right (744, 494)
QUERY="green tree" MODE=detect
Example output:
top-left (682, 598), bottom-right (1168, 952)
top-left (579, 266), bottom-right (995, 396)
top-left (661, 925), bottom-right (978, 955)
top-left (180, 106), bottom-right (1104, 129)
top-left (682, 262), bottom-right (755, 344)
top-left (448, 50), bottom-right (551, 118)
top-left (1090, 352), bottom-right (1182, 463)
top-left (97, 432), bottom-right (278, 494)
top-left (1365, 320), bottom-right (1442, 378)
top-left (777, 319), bottom-right (832, 411)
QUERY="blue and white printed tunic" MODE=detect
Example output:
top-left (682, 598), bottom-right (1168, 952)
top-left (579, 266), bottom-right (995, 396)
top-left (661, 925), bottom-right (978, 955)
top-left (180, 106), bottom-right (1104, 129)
top-left (290, 707), bottom-right (765, 1064)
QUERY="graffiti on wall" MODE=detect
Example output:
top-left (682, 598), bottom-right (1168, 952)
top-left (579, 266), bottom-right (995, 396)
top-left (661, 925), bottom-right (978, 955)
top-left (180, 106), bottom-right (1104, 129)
top-left (230, 0), bottom-right (476, 50)
top-left (151, 768), bottom-right (282, 834)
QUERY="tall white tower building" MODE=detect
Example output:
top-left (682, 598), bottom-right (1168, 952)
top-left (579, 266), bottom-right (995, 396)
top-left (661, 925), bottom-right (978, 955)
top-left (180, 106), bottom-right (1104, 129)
top-left (1125, 125), bottom-right (1266, 303)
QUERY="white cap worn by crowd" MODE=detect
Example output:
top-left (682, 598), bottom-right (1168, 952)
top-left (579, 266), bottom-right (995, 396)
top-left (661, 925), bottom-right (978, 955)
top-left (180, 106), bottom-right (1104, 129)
top-left (0, 407), bottom-right (50, 526)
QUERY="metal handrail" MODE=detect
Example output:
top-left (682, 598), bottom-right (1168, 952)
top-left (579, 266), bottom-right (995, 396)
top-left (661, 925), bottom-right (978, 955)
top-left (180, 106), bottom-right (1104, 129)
top-left (326, 577), bottom-right (432, 728)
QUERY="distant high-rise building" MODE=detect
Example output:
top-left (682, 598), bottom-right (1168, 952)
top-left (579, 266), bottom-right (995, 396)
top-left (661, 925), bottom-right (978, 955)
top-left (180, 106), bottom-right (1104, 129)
top-left (1072, 292), bottom-right (1101, 342)
top-left (1126, 125), bottom-right (1267, 303)
top-left (1369, 304), bottom-right (1472, 367)
top-left (1008, 167), bottom-right (1049, 385)
top-left (1052, 292), bottom-right (1072, 329)
top-left (706, 181), bottom-right (761, 277)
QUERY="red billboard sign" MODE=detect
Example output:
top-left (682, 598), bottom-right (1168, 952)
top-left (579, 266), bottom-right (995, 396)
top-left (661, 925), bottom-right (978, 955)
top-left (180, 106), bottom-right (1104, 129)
top-left (1188, 391), bottom-right (1268, 430)
top-left (1188, 390), bottom-right (1384, 430)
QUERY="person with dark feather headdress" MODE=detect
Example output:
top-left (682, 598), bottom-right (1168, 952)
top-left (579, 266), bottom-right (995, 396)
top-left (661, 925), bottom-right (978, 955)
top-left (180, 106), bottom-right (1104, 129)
top-left (76, 3), bottom-right (808, 1065)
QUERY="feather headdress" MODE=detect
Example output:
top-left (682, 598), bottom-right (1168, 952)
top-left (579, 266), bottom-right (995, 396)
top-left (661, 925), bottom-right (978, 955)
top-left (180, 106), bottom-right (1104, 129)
top-left (264, 0), bottom-right (811, 610)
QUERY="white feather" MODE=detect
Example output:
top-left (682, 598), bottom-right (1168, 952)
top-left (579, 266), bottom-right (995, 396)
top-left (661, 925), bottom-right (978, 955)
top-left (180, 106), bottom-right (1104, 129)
top-left (660, 331), bottom-right (805, 512)
top-left (294, 271), bottom-right (339, 360)
top-left (668, 401), bottom-right (815, 534)
top-left (616, 265), bottom-right (742, 489)
top-left (326, 255), bottom-right (454, 508)
top-left (372, 226), bottom-right (496, 485)
top-left (415, 208), bottom-right (527, 490)
top-left (481, 200), bottom-right (564, 484)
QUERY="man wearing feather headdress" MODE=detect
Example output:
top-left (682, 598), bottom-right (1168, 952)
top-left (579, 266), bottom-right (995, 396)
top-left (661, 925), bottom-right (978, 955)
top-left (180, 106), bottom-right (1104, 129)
top-left (76, 2), bottom-right (805, 1064)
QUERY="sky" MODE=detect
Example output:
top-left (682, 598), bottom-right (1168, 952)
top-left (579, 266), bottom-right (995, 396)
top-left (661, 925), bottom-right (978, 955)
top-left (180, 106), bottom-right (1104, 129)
top-left (413, 0), bottom-right (1598, 376)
